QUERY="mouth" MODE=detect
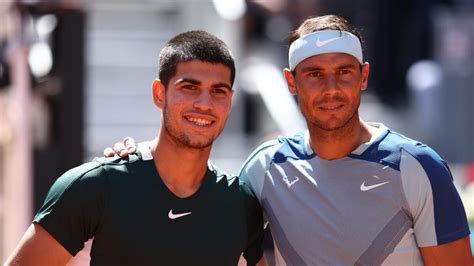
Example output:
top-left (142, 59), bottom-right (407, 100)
top-left (318, 103), bottom-right (344, 111)
top-left (184, 115), bottom-right (215, 127)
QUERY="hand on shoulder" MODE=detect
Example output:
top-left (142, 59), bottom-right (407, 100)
top-left (103, 137), bottom-right (137, 158)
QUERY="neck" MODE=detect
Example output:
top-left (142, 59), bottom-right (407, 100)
top-left (150, 133), bottom-right (211, 198)
top-left (308, 115), bottom-right (373, 160)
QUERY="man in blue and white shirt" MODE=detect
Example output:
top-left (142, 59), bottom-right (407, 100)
top-left (239, 14), bottom-right (471, 265)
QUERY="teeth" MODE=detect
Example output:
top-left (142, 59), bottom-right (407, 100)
top-left (321, 105), bottom-right (341, 110)
top-left (188, 117), bottom-right (212, 126)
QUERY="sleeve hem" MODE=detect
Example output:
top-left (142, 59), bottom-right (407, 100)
top-left (31, 220), bottom-right (79, 256)
top-left (418, 227), bottom-right (471, 247)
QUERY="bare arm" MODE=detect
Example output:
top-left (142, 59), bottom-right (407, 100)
top-left (5, 223), bottom-right (72, 266)
top-left (420, 236), bottom-right (473, 266)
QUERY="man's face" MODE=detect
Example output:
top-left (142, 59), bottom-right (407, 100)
top-left (285, 53), bottom-right (369, 131)
top-left (154, 60), bottom-right (233, 149)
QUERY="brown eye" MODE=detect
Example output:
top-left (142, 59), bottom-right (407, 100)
top-left (308, 71), bottom-right (322, 78)
top-left (182, 85), bottom-right (197, 91)
top-left (212, 88), bottom-right (230, 97)
top-left (339, 69), bottom-right (351, 75)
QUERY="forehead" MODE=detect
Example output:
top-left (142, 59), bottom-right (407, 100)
top-left (295, 53), bottom-right (360, 71)
top-left (172, 60), bottom-right (232, 84)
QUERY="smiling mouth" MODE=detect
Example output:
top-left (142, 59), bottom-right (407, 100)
top-left (185, 116), bottom-right (214, 126)
top-left (319, 104), bottom-right (344, 111)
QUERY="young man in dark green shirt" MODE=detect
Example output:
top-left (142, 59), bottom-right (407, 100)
top-left (6, 31), bottom-right (264, 266)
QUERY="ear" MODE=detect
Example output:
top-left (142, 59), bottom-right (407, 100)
top-left (283, 68), bottom-right (297, 95)
top-left (152, 79), bottom-right (165, 109)
top-left (361, 62), bottom-right (370, 91)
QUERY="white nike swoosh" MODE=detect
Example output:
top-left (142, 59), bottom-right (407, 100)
top-left (360, 181), bottom-right (390, 191)
top-left (168, 209), bottom-right (192, 219)
top-left (315, 36), bottom-right (341, 47)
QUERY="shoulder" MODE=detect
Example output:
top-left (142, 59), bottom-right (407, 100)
top-left (240, 132), bottom-right (309, 174)
top-left (92, 153), bottom-right (143, 170)
top-left (238, 132), bottom-right (309, 198)
top-left (237, 138), bottom-right (280, 195)
top-left (243, 138), bottom-right (282, 167)
top-left (42, 154), bottom-right (144, 207)
top-left (48, 160), bottom-right (107, 197)
top-left (358, 128), bottom-right (449, 174)
top-left (381, 133), bottom-right (470, 245)
top-left (387, 130), bottom-right (451, 180)
top-left (208, 162), bottom-right (238, 186)
top-left (357, 128), bottom-right (455, 201)
top-left (33, 160), bottom-right (108, 225)
top-left (208, 163), bottom-right (257, 198)
top-left (209, 163), bottom-right (246, 190)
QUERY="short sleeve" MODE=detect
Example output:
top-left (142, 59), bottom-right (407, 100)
top-left (240, 181), bottom-right (264, 265)
top-left (400, 148), bottom-right (470, 246)
top-left (33, 161), bottom-right (109, 255)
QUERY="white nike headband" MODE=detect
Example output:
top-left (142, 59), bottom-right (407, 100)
top-left (288, 30), bottom-right (363, 71)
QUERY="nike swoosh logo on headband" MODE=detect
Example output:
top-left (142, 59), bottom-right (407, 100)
top-left (316, 36), bottom-right (341, 47)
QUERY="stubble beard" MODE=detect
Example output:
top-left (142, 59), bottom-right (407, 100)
top-left (162, 106), bottom-right (215, 149)
top-left (304, 96), bottom-right (360, 133)
top-left (309, 109), bottom-right (358, 132)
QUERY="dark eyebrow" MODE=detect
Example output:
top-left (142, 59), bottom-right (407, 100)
top-left (300, 67), bottom-right (323, 73)
top-left (338, 63), bottom-right (358, 69)
top-left (175, 78), bottom-right (232, 91)
top-left (212, 82), bottom-right (232, 91)
top-left (174, 78), bottom-right (201, 86)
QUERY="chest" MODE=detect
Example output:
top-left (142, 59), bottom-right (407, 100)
top-left (91, 178), bottom-right (248, 265)
top-left (262, 158), bottom-right (412, 264)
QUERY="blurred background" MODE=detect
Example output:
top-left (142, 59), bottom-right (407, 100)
top-left (0, 0), bottom-right (473, 262)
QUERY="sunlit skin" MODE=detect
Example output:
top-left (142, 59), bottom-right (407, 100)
top-left (151, 60), bottom-right (233, 197)
top-left (284, 53), bottom-right (372, 159)
top-left (102, 40), bottom-right (471, 266)
top-left (154, 60), bottom-right (233, 151)
top-left (286, 53), bottom-right (369, 132)
top-left (283, 52), bottom-right (474, 264)
top-left (3, 60), bottom-right (268, 266)
top-left (101, 52), bottom-right (471, 266)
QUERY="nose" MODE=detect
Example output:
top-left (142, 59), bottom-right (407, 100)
top-left (193, 91), bottom-right (212, 111)
top-left (322, 75), bottom-right (337, 94)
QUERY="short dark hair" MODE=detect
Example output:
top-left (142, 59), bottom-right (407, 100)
top-left (288, 15), bottom-right (364, 48)
top-left (158, 30), bottom-right (236, 88)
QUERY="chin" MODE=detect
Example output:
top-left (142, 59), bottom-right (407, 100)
top-left (181, 136), bottom-right (215, 149)
top-left (310, 110), bottom-right (358, 131)
top-left (312, 118), bottom-right (352, 131)
top-left (186, 141), bottom-right (213, 149)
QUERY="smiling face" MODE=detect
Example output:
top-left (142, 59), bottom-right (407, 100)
top-left (153, 60), bottom-right (233, 149)
top-left (284, 53), bottom-right (369, 132)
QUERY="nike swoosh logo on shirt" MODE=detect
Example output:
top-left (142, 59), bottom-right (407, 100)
top-left (360, 181), bottom-right (390, 191)
top-left (315, 36), bottom-right (341, 47)
top-left (168, 210), bottom-right (192, 219)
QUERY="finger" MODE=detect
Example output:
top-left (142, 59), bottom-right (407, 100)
top-left (113, 142), bottom-right (128, 157)
top-left (123, 137), bottom-right (137, 153)
top-left (103, 147), bottom-right (115, 157)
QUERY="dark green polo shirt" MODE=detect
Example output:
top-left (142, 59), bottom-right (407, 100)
top-left (34, 153), bottom-right (263, 265)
